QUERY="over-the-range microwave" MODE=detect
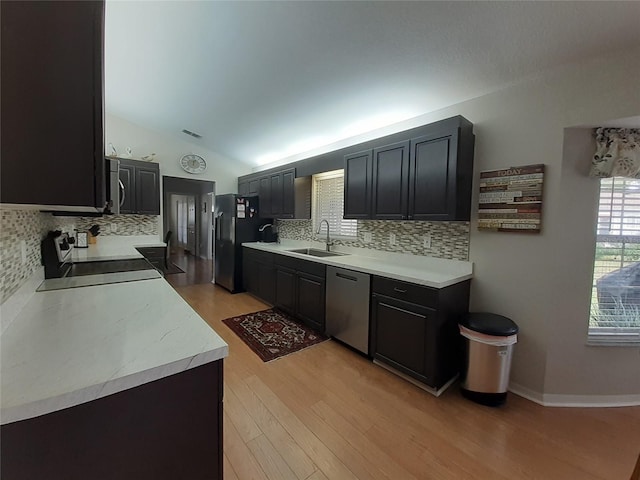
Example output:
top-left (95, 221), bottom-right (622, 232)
top-left (104, 157), bottom-right (121, 215)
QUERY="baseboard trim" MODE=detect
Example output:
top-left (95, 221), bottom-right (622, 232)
top-left (510, 382), bottom-right (640, 407)
top-left (373, 360), bottom-right (458, 397)
top-left (508, 383), bottom-right (545, 405)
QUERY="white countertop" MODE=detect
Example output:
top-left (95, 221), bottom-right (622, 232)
top-left (1, 236), bottom-right (228, 425)
top-left (243, 240), bottom-right (473, 288)
top-left (71, 235), bottom-right (165, 262)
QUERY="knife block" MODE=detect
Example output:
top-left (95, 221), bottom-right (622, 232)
top-left (88, 233), bottom-right (97, 244)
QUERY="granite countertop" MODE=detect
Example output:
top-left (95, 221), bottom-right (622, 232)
top-left (243, 240), bottom-right (473, 288)
top-left (1, 236), bottom-right (228, 426)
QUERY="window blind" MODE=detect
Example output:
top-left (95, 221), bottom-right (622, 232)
top-left (313, 171), bottom-right (358, 239)
top-left (589, 177), bottom-right (640, 341)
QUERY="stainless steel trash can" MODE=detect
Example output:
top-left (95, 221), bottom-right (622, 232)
top-left (459, 313), bottom-right (518, 406)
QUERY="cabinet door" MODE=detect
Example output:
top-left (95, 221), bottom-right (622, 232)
top-left (344, 150), bottom-right (372, 219)
top-left (242, 253), bottom-right (259, 295)
top-left (238, 181), bottom-right (249, 195)
top-left (371, 294), bottom-right (437, 386)
top-left (135, 164), bottom-right (160, 215)
top-left (281, 169), bottom-right (295, 219)
top-left (249, 179), bottom-right (260, 196)
top-left (409, 133), bottom-right (455, 220)
top-left (0, 1), bottom-right (105, 208)
top-left (257, 262), bottom-right (277, 305)
top-left (276, 267), bottom-right (296, 314)
top-left (296, 272), bottom-right (326, 332)
top-left (270, 172), bottom-right (283, 217)
top-left (259, 176), bottom-right (271, 217)
top-left (118, 164), bottom-right (136, 214)
top-left (371, 141), bottom-right (410, 220)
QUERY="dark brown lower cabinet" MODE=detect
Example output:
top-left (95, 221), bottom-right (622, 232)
top-left (257, 262), bottom-right (277, 305)
top-left (275, 267), bottom-right (296, 314)
top-left (370, 276), bottom-right (470, 390)
top-left (243, 249), bottom-right (326, 333)
top-left (243, 248), bottom-right (275, 301)
top-left (295, 272), bottom-right (326, 331)
top-left (273, 256), bottom-right (326, 332)
top-left (371, 295), bottom-right (437, 384)
top-left (1, 361), bottom-right (223, 480)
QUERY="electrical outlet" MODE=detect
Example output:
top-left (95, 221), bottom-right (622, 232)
top-left (21, 240), bottom-right (27, 264)
top-left (423, 234), bottom-right (432, 249)
top-left (111, 223), bottom-right (116, 233)
top-left (389, 232), bottom-right (396, 246)
top-left (363, 232), bottom-right (372, 243)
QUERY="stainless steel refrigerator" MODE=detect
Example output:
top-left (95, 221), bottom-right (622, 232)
top-left (214, 194), bottom-right (263, 293)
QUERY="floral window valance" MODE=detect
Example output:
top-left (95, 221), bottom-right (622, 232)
top-left (590, 128), bottom-right (640, 179)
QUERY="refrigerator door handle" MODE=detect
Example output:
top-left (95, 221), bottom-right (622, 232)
top-left (215, 212), bottom-right (223, 240)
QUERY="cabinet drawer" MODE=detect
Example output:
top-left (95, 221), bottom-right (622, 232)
top-left (244, 248), bottom-right (273, 265)
top-left (295, 258), bottom-right (326, 277)
top-left (274, 255), bottom-right (326, 277)
top-left (371, 276), bottom-right (438, 308)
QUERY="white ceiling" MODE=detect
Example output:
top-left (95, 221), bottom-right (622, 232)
top-left (105, 1), bottom-right (640, 169)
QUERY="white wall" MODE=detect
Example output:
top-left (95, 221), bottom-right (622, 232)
top-left (312, 47), bottom-right (639, 401)
top-left (105, 113), bottom-right (250, 195)
top-left (418, 48), bottom-right (639, 400)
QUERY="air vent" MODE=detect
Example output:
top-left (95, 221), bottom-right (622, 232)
top-left (181, 129), bottom-right (202, 139)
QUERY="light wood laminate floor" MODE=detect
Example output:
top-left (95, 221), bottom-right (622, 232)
top-left (173, 282), bottom-right (640, 480)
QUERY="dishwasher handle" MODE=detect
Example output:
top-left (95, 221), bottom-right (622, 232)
top-left (336, 272), bottom-right (359, 282)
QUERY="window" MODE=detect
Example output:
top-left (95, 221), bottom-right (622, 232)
top-left (589, 177), bottom-right (640, 343)
top-left (312, 170), bottom-right (357, 239)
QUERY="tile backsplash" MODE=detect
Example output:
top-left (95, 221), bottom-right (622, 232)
top-left (50, 214), bottom-right (159, 236)
top-left (276, 219), bottom-right (470, 260)
top-left (0, 209), bottom-right (50, 304)
top-left (0, 208), bottom-right (159, 304)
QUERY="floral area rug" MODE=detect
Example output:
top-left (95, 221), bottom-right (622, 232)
top-left (222, 308), bottom-right (328, 362)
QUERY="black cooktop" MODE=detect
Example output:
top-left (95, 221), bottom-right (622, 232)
top-left (67, 258), bottom-right (156, 277)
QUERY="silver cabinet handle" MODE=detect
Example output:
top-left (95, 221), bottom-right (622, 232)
top-left (118, 180), bottom-right (125, 207)
top-left (393, 287), bottom-right (407, 293)
top-left (380, 302), bottom-right (426, 319)
top-left (336, 272), bottom-right (358, 282)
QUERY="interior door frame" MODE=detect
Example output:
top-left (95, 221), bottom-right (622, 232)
top-left (162, 176), bottom-right (215, 260)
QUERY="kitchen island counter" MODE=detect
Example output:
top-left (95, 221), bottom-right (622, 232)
top-left (1, 270), bottom-right (227, 425)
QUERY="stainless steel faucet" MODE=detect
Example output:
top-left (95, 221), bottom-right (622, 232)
top-left (317, 219), bottom-right (333, 251)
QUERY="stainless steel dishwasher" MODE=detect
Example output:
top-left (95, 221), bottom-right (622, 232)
top-left (325, 266), bottom-right (371, 355)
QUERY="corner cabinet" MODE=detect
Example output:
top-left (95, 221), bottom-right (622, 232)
top-left (238, 168), bottom-right (310, 220)
top-left (242, 248), bottom-right (276, 304)
top-left (370, 276), bottom-right (470, 390)
top-left (116, 158), bottom-right (160, 215)
top-left (243, 248), bottom-right (326, 333)
top-left (1, 1), bottom-right (106, 209)
top-left (344, 116), bottom-right (475, 221)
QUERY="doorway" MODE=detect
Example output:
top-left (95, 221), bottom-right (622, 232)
top-left (162, 176), bottom-right (215, 285)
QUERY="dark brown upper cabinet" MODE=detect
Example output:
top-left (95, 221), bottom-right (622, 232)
top-left (240, 168), bottom-right (310, 220)
top-left (117, 158), bottom-right (160, 215)
top-left (371, 141), bottom-right (410, 220)
top-left (270, 172), bottom-right (283, 217)
top-left (259, 176), bottom-right (272, 217)
top-left (344, 116), bottom-right (474, 221)
top-left (344, 150), bottom-right (373, 219)
top-left (0, 1), bottom-right (105, 210)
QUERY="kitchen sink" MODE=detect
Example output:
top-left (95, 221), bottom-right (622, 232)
top-left (287, 248), bottom-right (348, 258)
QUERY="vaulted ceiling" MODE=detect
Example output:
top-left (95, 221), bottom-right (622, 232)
top-left (105, 1), bottom-right (640, 169)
